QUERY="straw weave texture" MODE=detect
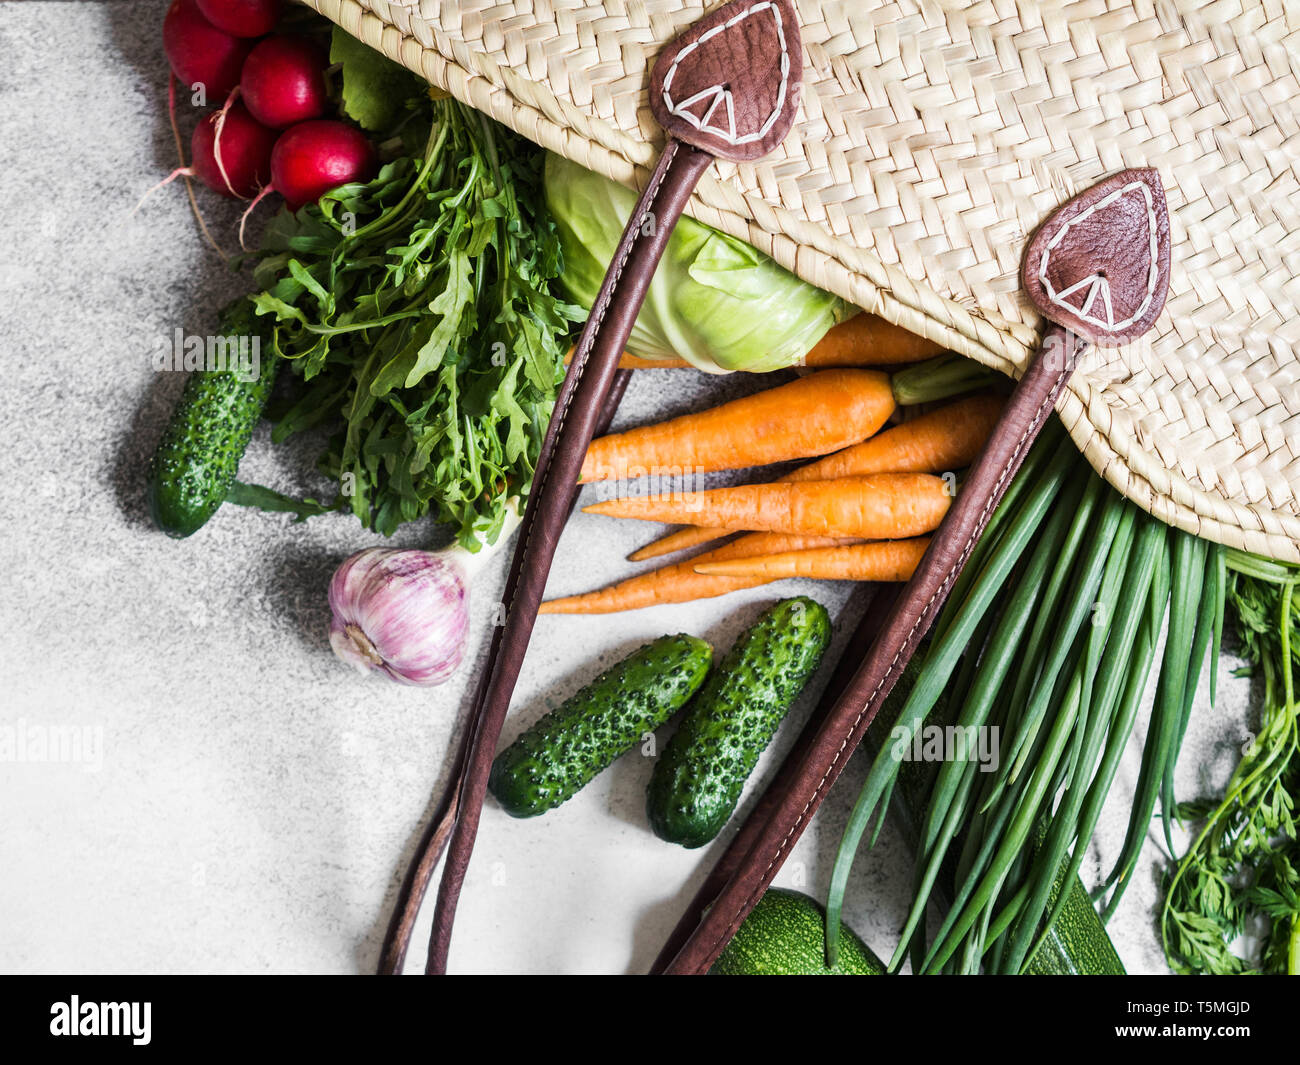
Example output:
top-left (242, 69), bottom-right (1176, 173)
top-left (308, 0), bottom-right (1300, 562)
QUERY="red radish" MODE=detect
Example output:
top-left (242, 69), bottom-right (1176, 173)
top-left (195, 0), bottom-right (283, 37)
top-left (269, 121), bottom-right (378, 210)
top-left (241, 36), bottom-right (330, 129)
top-left (135, 98), bottom-right (274, 223)
top-left (236, 120), bottom-right (376, 247)
top-left (190, 102), bottom-right (277, 198)
top-left (162, 0), bottom-right (252, 99)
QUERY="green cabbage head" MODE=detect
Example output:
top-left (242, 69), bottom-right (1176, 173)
top-left (544, 152), bottom-right (848, 374)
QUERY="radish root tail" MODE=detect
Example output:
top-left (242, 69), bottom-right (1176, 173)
top-left (211, 87), bottom-right (244, 200)
top-left (238, 185), bottom-right (274, 252)
top-left (164, 73), bottom-right (227, 260)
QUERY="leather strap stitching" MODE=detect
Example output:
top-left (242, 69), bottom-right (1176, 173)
top-left (661, 1), bottom-right (791, 147)
top-left (1037, 180), bottom-right (1159, 334)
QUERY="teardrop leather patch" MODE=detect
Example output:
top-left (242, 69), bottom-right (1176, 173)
top-left (650, 0), bottom-right (802, 162)
top-left (1022, 168), bottom-right (1172, 347)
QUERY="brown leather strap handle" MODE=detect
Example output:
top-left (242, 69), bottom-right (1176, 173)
top-left (425, 142), bottom-right (713, 972)
top-left (649, 583), bottom-right (901, 974)
top-left (379, 0), bottom-right (807, 974)
top-left (657, 167), bottom-right (1173, 975)
top-left (658, 331), bottom-right (1085, 974)
top-left (377, 370), bottom-right (630, 977)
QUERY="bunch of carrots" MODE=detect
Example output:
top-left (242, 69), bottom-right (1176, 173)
top-left (544, 318), bottom-right (1005, 614)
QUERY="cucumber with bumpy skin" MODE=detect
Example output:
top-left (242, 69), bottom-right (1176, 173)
top-left (712, 889), bottom-right (884, 975)
top-left (147, 300), bottom-right (277, 538)
top-left (648, 597), bottom-right (832, 848)
top-left (490, 635), bottom-right (712, 818)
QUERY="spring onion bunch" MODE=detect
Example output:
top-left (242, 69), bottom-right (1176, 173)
top-left (826, 418), bottom-right (1223, 973)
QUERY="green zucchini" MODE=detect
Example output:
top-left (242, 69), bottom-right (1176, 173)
top-left (712, 889), bottom-right (884, 975)
top-left (868, 653), bottom-right (1125, 975)
top-left (648, 597), bottom-right (832, 848)
top-left (489, 635), bottom-right (712, 818)
top-left (146, 300), bottom-right (278, 538)
top-left (1024, 872), bottom-right (1125, 975)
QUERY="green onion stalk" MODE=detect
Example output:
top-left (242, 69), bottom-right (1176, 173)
top-left (826, 417), bottom-right (1226, 973)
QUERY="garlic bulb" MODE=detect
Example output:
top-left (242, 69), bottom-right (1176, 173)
top-left (326, 503), bottom-right (520, 686)
top-left (328, 548), bottom-right (471, 686)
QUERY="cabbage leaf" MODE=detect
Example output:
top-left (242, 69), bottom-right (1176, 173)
top-left (544, 153), bottom-right (848, 373)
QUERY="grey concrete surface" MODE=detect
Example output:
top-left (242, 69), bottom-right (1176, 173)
top-left (0, 1), bottom-right (1254, 974)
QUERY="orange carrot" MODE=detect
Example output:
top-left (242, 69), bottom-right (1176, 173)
top-left (616, 353), bottom-right (690, 369)
top-left (580, 369), bottom-right (895, 483)
top-left (786, 393), bottom-right (1003, 482)
top-left (567, 314), bottom-right (945, 371)
top-left (694, 538), bottom-right (931, 582)
top-left (565, 350), bottom-right (693, 369)
top-left (584, 473), bottom-right (951, 539)
top-left (794, 313), bottom-right (944, 367)
top-left (539, 533), bottom-right (858, 614)
top-left (628, 395), bottom-right (999, 560)
top-left (627, 523), bottom-right (742, 562)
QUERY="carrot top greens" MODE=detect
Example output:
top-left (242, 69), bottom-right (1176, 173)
top-left (1163, 551), bottom-right (1300, 974)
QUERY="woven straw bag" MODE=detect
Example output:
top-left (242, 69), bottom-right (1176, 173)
top-left (308, 0), bottom-right (1300, 563)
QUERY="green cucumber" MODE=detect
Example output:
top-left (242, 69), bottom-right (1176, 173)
top-left (712, 889), bottom-right (884, 975)
top-left (489, 635), bottom-right (712, 818)
top-left (648, 597), bottom-right (832, 848)
top-left (146, 300), bottom-right (278, 538)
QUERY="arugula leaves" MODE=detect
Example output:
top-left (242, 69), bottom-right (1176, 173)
top-left (249, 91), bottom-right (580, 547)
